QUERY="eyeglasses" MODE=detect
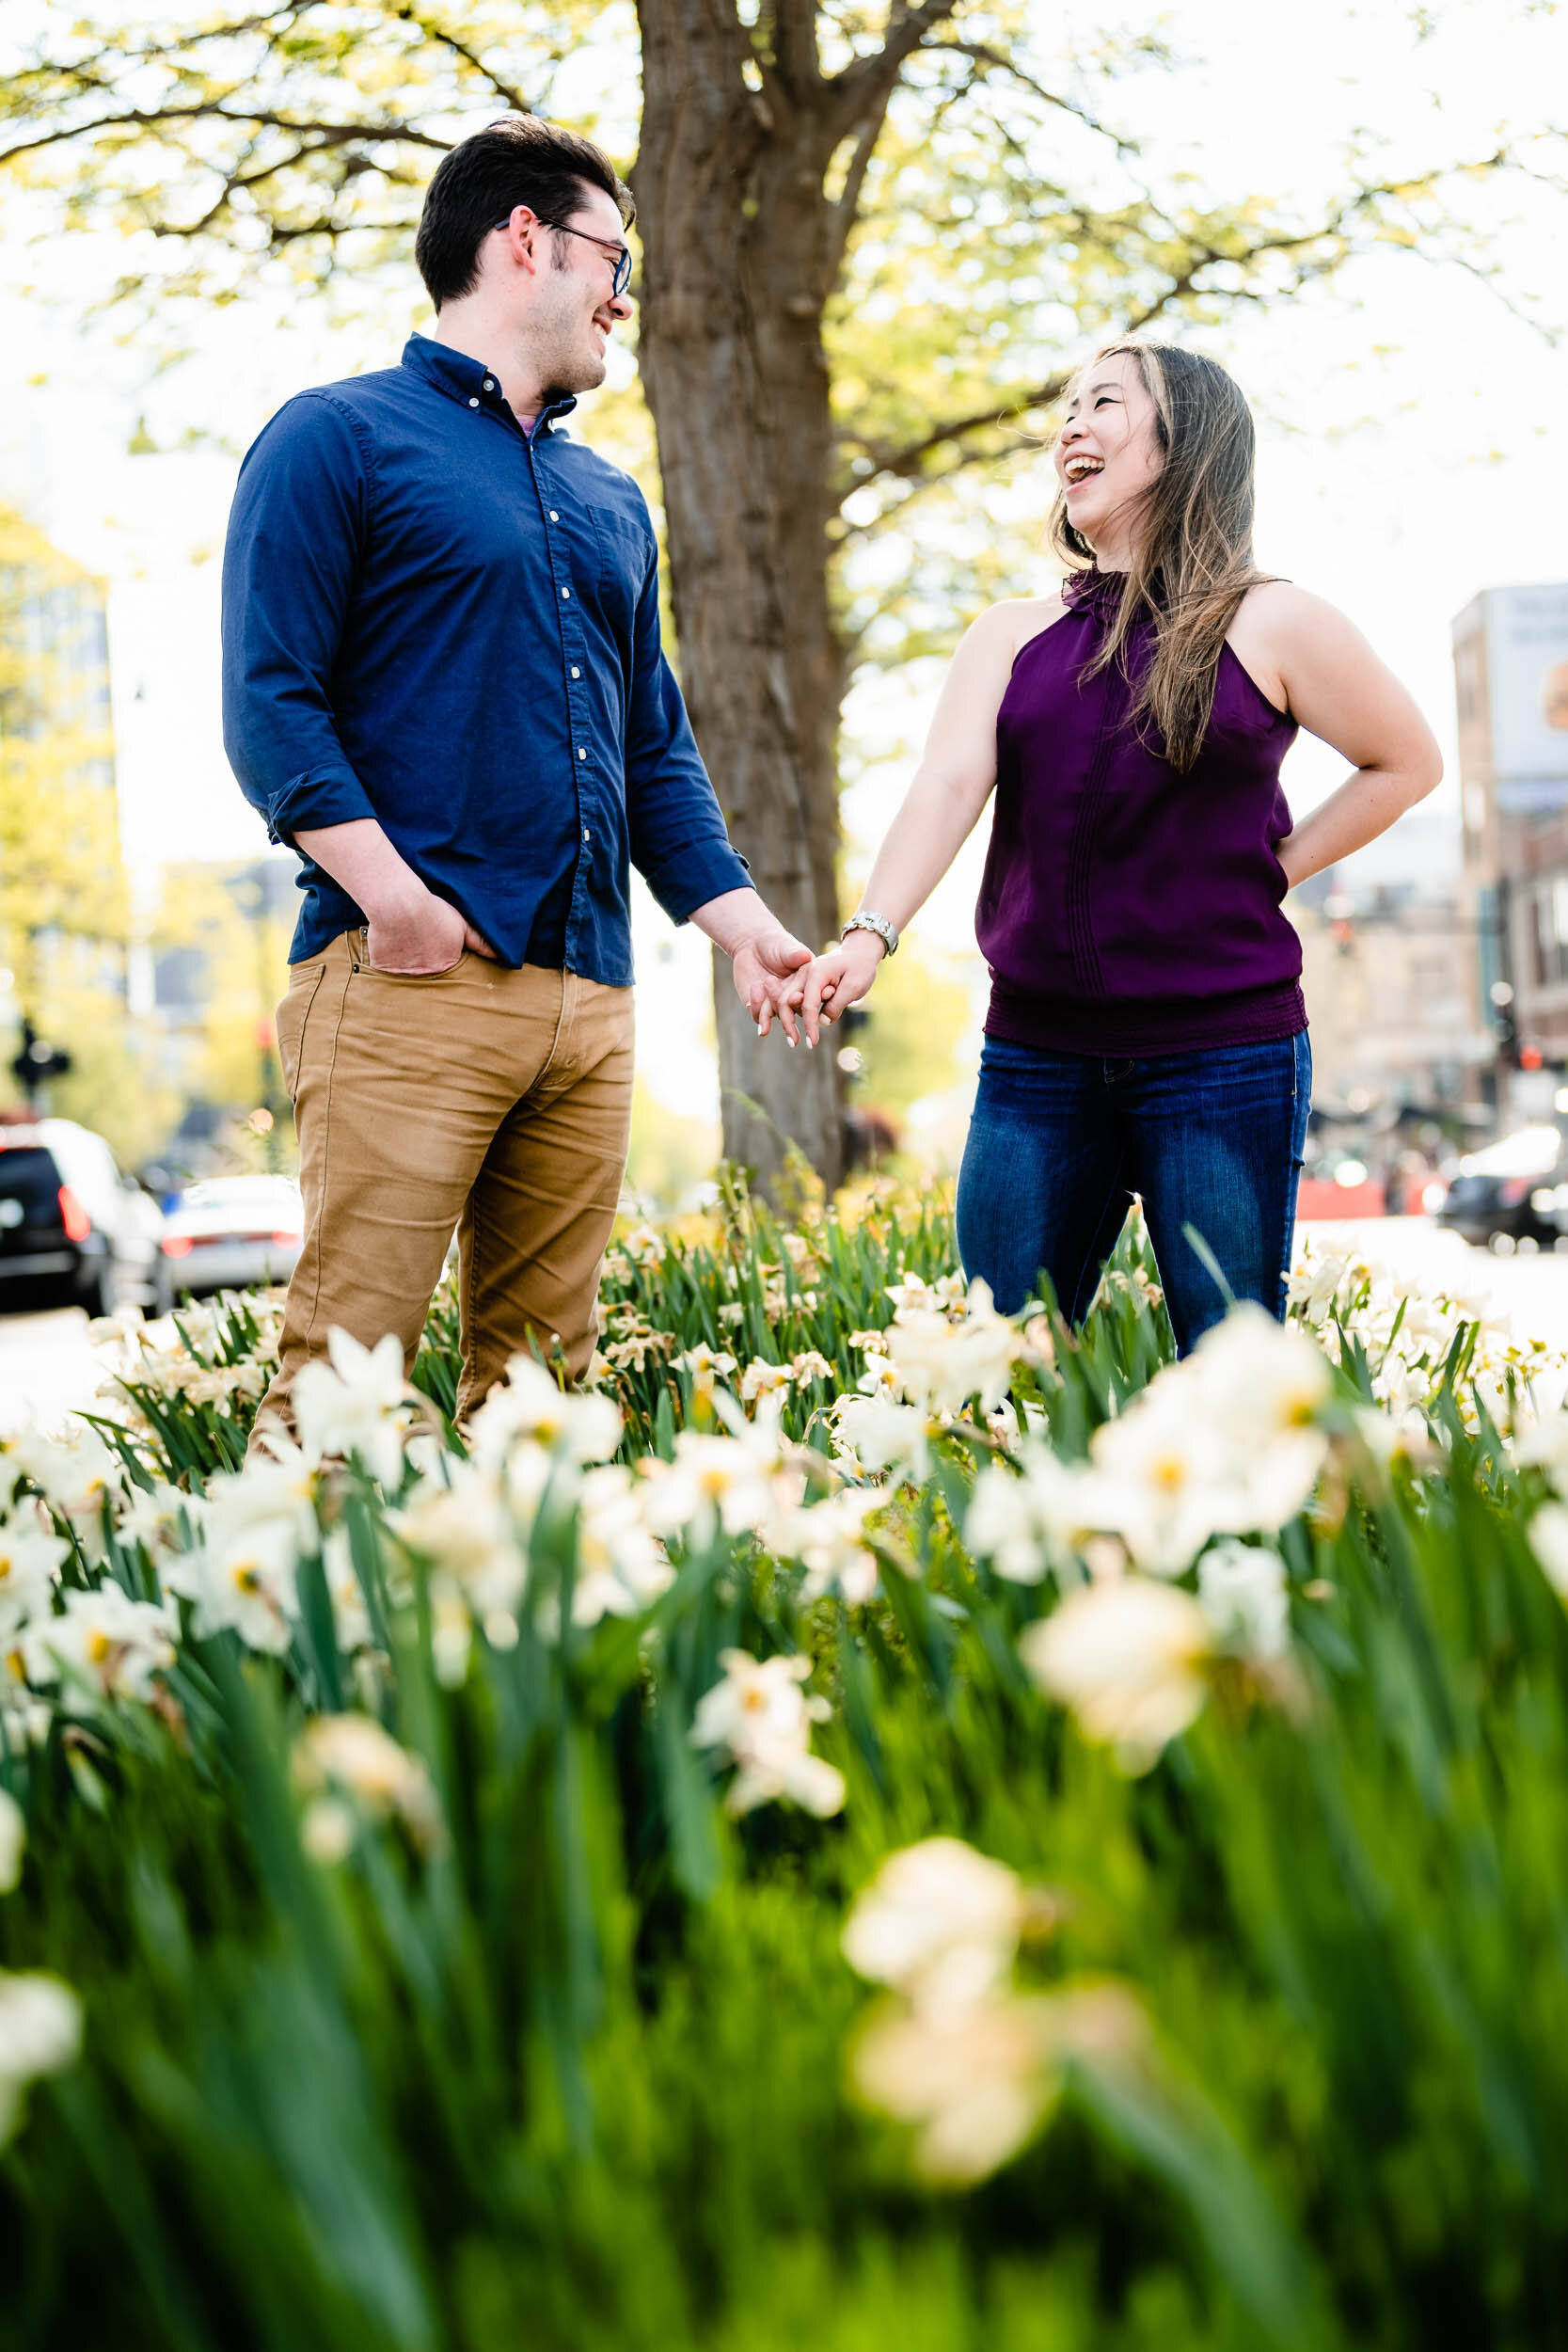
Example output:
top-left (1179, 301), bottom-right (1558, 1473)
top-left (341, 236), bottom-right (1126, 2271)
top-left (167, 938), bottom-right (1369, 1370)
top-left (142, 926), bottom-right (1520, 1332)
top-left (492, 213), bottom-right (633, 299)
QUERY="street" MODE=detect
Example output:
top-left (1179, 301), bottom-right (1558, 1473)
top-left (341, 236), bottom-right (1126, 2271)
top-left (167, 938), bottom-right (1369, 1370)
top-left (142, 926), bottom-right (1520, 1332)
top-left (4, 1218), bottom-right (1568, 1440)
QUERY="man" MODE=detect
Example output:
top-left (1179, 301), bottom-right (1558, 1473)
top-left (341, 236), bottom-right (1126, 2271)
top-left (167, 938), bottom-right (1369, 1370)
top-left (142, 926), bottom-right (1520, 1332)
top-left (222, 115), bottom-right (808, 1430)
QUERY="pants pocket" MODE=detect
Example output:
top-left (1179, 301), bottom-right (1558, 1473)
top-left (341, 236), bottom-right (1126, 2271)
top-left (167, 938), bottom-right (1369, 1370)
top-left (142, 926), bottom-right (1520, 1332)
top-left (275, 964), bottom-right (325, 1103)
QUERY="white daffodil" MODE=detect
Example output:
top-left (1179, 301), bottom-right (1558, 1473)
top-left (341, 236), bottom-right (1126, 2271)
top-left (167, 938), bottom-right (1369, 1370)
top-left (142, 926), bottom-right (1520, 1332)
top-left (765, 1486), bottom-right (883, 1605)
top-left (1, 1428), bottom-right (119, 1561)
top-left (428, 1583), bottom-right (473, 1690)
top-left (1528, 1501), bottom-right (1568, 1600)
top-left (1021, 1575), bottom-right (1212, 1772)
top-left (790, 1350), bottom-right (835, 1385)
top-left (571, 1465), bottom-right (673, 1626)
top-left (670, 1343), bottom-right (739, 1402)
top-left (842, 1838), bottom-right (1023, 2012)
top-left (0, 1789), bottom-right (24, 1894)
top-left (114, 1479), bottom-right (205, 1569)
top-left (965, 1447), bottom-right (1102, 1585)
top-left (1187, 1305), bottom-right (1332, 1526)
top-left (0, 1515), bottom-right (70, 1636)
top-left (390, 1462), bottom-right (526, 1619)
top-left (166, 1511), bottom-right (300, 1655)
top-left (291, 1327), bottom-right (411, 1487)
top-left (738, 1358), bottom-right (793, 1406)
top-left (1196, 1538), bottom-right (1291, 1661)
top-left (1087, 1380), bottom-right (1239, 1577)
top-left (0, 1970), bottom-right (82, 2146)
top-left (293, 1711), bottom-right (443, 1853)
top-left (21, 1582), bottom-right (177, 1704)
top-left (885, 1279), bottom-right (1020, 1415)
top-left (689, 1648), bottom-right (846, 1818)
top-left (640, 1423), bottom-right (797, 1550)
top-left (322, 1526), bottom-right (375, 1653)
top-left (850, 1990), bottom-right (1059, 2185)
top-left (466, 1354), bottom-right (622, 1468)
top-left (830, 1393), bottom-right (931, 1486)
top-left (211, 1436), bottom-right (324, 1555)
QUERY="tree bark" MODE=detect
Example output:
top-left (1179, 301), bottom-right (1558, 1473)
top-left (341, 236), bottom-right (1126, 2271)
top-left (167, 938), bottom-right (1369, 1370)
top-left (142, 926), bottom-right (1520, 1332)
top-left (633, 0), bottom-right (847, 1192)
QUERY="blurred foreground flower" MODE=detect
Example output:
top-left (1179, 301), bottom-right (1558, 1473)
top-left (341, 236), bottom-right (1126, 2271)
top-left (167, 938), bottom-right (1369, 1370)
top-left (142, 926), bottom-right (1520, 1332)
top-left (0, 1970), bottom-right (81, 2146)
top-left (0, 1789), bottom-right (24, 1893)
top-left (843, 1837), bottom-right (1146, 2185)
top-left (1021, 1576), bottom-right (1212, 1772)
top-left (294, 1712), bottom-right (444, 1860)
top-left (842, 1837), bottom-right (1023, 2010)
top-left (690, 1648), bottom-right (845, 1817)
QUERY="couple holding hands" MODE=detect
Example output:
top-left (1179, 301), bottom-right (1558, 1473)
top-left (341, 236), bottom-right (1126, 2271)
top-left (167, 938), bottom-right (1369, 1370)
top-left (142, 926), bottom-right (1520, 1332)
top-left (223, 113), bottom-right (1439, 1435)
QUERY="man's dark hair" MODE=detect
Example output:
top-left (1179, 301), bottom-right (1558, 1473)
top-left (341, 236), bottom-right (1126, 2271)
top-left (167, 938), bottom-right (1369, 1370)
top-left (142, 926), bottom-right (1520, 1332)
top-left (416, 116), bottom-right (634, 311)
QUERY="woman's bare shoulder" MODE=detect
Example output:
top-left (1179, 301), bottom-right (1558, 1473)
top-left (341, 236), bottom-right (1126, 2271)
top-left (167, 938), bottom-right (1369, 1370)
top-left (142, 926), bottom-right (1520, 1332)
top-left (970, 591), bottom-right (1069, 662)
top-left (1234, 580), bottom-right (1351, 644)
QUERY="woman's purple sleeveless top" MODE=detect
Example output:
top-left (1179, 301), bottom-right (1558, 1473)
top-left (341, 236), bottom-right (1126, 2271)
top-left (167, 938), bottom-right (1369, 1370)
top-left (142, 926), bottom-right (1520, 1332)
top-left (976, 571), bottom-right (1307, 1057)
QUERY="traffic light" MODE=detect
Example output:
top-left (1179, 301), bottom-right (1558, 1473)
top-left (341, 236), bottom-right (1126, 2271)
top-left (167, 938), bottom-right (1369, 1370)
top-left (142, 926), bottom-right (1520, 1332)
top-left (10, 1020), bottom-right (72, 1097)
top-left (1490, 982), bottom-right (1521, 1069)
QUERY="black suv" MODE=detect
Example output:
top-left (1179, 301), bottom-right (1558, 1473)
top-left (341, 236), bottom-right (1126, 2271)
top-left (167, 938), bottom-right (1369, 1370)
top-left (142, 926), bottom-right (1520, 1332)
top-left (0, 1120), bottom-right (163, 1317)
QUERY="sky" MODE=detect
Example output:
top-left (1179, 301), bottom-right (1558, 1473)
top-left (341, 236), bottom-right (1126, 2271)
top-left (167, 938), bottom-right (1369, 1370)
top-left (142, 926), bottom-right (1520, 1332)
top-left (2, 0), bottom-right (1565, 1127)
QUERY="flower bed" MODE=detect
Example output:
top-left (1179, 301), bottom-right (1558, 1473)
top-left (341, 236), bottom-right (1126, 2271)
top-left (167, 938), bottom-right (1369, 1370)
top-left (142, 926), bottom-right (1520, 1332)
top-left (2, 1186), bottom-right (1568, 2349)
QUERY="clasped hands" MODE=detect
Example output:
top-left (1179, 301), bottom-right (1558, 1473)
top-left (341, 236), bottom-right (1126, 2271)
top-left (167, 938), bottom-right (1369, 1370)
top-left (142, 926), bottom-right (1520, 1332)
top-left (745, 926), bottom-right (887, 1050)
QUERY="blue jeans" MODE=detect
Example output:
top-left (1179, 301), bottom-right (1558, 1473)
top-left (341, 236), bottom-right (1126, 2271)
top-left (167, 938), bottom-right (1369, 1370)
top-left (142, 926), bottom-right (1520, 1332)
top-left (955, 1030), bottom-right (1311, 1355)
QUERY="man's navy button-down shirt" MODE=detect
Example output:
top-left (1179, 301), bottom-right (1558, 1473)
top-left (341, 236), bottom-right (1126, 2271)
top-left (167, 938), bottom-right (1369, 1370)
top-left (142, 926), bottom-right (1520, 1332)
top-left (221, 334), bottom-right (750, 983)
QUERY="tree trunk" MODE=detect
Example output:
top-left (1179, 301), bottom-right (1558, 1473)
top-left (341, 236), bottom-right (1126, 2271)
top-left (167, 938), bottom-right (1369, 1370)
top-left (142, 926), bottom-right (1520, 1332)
top-left (632, 0), bottom-right (847, 1192)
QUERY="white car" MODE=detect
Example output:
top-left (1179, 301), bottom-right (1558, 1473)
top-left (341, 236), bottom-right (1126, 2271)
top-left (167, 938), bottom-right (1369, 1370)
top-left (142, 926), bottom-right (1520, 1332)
top-left (156, 1176), bottom-right (304, 1311)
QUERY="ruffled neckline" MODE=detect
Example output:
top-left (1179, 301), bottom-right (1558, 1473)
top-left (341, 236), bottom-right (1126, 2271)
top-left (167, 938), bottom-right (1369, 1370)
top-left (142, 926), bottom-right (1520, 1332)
top-left (1061, 566), bottom-right (1130, 617)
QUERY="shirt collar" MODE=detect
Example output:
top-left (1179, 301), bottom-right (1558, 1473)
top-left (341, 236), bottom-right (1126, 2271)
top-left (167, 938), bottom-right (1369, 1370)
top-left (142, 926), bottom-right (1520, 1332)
top-left (400, 334), bottom-right (578, 435)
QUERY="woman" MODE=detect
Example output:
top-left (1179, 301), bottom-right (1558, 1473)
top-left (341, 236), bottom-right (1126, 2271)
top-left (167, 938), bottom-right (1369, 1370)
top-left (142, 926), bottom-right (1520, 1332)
top-left (779, 342), bottom-right (1441, 1352)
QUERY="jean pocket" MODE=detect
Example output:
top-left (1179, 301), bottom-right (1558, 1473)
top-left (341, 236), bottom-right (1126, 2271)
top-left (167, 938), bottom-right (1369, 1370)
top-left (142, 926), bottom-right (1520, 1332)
top-left (275, 964), bottom-right (325, 1102)
top-left (358, 923), bottom-right (467, 980)
top-left (366, 952), bottom-right (467, 980)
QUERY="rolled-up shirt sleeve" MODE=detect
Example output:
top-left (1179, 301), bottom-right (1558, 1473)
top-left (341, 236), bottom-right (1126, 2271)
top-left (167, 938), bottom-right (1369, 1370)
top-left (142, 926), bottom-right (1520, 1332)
top-left (221, 393), bottom-right (380, 847)
top-left (624, 547), bottom-right (752, 923)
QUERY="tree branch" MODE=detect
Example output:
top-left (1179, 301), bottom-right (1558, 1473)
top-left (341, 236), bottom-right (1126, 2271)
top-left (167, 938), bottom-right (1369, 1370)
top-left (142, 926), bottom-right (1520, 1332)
top-left (0, 102), bottom-right (453, 169)
top-left (821, 0), bottom-right (962, 149)
top-left (925, 39), bottom-right (1142, 162)
top-left (771, 0), bottom-right (823, 92)
top-left (841, 372), bottom-right (1071, 501)
top-left (390, 5), bottom-right (533, 117)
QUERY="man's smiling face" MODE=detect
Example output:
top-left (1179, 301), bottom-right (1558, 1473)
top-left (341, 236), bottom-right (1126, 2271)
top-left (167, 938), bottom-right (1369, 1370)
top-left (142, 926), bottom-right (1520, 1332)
top-left (522, 184), bottom-right (634, 401)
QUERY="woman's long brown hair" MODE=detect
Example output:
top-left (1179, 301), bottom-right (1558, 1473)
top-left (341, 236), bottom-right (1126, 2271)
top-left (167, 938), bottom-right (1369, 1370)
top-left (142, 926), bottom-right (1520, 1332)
top-left (1048, 341), bottom-right (1272, 771)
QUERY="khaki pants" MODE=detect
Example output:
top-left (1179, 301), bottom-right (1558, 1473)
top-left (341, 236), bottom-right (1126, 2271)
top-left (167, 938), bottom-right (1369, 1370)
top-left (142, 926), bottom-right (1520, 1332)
top-left (256, 930), bottom-right (634, 1437)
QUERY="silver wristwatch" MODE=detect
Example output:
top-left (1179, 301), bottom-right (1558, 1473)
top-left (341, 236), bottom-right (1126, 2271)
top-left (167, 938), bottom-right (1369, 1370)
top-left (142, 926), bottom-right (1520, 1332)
top-left (841, 910), bottom-right (899, 958)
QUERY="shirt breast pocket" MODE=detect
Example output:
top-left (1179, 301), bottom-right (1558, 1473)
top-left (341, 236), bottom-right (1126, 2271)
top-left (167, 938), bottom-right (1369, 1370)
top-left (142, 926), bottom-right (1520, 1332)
top-left (588, 506), bottom-right (655, 633)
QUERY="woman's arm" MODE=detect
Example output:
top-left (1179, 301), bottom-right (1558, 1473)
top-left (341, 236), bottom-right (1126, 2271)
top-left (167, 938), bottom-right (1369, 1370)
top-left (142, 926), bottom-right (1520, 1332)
top-left (1238, 585), bottom-right (1443, 890)
top-left (783, 598), bottom-right (1058, 1045)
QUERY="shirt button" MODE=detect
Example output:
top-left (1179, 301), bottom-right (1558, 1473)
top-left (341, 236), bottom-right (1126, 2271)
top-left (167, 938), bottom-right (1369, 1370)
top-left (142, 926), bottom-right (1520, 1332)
top-left (549, 510), bottom-right (560, 521)
top-left (483, 378), bottom-right (495, 391)
top-left (578, 746), bottom-right (587, 760)
top-left (582, 827), bottom-right (592, 844)
top-left (570, 666), bottom-right (580, 679)
top-left (562, 587), bottom-right (571, 599)
top-left (467, 397), bottom-right (479, 408)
